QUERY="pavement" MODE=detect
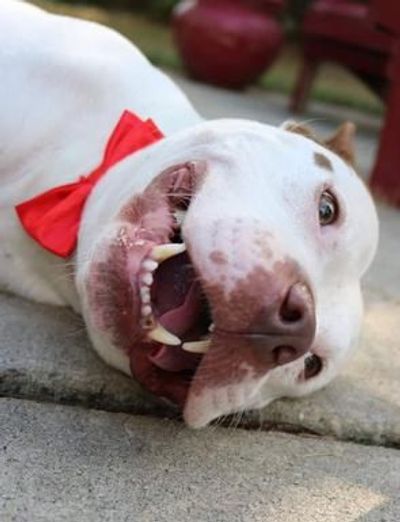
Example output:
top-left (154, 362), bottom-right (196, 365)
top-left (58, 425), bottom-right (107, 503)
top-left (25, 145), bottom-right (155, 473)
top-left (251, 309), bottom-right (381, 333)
top-left (1, 73), bottom-right (399, 521)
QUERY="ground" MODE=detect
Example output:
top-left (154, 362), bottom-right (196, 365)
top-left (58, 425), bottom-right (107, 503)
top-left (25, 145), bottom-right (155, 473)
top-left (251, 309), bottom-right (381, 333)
top-left (0, 71), bottom-right (399, 521)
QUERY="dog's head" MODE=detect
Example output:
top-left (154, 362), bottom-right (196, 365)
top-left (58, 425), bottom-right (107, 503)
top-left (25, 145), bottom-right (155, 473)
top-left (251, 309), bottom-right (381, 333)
top-left (77, 119), bottom-right (379, 427)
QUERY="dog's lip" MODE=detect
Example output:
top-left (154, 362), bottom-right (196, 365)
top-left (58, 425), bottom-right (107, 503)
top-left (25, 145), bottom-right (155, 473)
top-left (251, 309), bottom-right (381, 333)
top-left (128, 339), bottom-right (200, 407)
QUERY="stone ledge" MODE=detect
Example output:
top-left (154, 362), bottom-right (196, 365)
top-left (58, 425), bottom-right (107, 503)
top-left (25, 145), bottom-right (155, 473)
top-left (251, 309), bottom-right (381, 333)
top-left (1, 398), bottom-right (399, 522)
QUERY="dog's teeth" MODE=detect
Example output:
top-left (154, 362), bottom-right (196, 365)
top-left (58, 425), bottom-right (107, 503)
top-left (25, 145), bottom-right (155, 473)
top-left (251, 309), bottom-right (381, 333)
top-left (182, 340), bottom-right (211, 354)
top-left (142, 259), bottom-right (159, 272)
top-left (151, 243), bottom-right (186, 263)
top-left (208, 323), bottom-right (215, 333)
top-left (148, 323), bottom-right (181, 346)
top-left (141, 305), bottom-right (152, 317)
top-left (140, 287), bottom-right (151, 304)
top-left (142, 273), bottom-right (153, 286)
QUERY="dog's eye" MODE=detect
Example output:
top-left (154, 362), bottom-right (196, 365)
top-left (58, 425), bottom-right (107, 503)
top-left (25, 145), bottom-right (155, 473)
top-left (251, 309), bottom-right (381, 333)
top-left (304, 354), bottom-right (323, 379)
top-left (319, 191), bottom-right (338, 226)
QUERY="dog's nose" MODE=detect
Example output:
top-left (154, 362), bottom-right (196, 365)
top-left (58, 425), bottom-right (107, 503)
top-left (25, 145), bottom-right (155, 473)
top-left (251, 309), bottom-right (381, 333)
top-left (243, 281), bottom-right (316, 367)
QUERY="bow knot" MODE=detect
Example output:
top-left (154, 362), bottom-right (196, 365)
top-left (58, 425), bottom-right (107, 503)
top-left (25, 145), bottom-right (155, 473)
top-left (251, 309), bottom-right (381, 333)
top-left (16, 111), bottom-right (164, 258)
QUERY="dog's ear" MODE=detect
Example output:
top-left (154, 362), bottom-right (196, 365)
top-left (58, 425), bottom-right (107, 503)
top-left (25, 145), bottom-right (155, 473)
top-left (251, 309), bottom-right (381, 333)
top-left (324, 122), bottom-right (356, 167)
top-left (280, 120), bottom-right (318, 141)
top-left (282, 120), bottom-right (356, 168)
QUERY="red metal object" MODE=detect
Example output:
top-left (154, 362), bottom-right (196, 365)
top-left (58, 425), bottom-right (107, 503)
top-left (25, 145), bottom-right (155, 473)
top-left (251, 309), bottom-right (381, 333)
top-left (291, 0), bottom-right (400, 206)
top-left (290, 1), bottom-right (394, 112)
top-left (369, 1), bottom-right (400, 206)
top-left (172, 0), bottom-right (285, 89)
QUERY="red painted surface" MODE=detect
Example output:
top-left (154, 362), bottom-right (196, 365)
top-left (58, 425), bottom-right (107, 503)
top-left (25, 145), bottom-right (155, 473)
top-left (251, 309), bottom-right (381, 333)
top-left (173, 0), bottom-right (285, 89)
top-left (369, 0), bottom-right (400, 206)
top-left (291, 0), bottom-right (400, 206)
top-left (370, 0), bottom-right (400, 37)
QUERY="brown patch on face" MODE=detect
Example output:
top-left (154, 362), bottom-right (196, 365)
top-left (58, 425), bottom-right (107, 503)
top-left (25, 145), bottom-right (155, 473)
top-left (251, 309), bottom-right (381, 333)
top-left (209, 250), bottom-right (227, 265)
top-left (314, 152), bottom-right (333, 172)
top-left (188, 261), bottom-right (315, 391)
top-left (87, 240), bottom-right (139, 352)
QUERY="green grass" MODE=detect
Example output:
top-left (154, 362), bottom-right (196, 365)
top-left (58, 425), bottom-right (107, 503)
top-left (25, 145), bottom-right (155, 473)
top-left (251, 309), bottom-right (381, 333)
top-left (32, 0), bottom-right (384, 115)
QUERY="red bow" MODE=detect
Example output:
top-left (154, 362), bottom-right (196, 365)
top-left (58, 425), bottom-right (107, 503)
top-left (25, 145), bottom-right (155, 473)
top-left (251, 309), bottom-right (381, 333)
top-left (15, 111), bottom-right (164, 258)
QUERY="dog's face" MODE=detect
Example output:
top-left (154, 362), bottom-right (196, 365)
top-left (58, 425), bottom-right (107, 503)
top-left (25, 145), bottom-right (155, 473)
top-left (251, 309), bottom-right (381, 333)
top-left (77, 119), bottom-right (379, 428)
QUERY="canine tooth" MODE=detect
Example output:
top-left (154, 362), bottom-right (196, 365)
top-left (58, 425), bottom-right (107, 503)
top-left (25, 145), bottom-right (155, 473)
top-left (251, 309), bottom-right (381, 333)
top-left (182, 340), bottom-right (211, 354)
top-left (142, 259), bottom-right (158, 272)
top-left (148, 323), bottom-right (181, 346)
top-left (140, 287), bottom-right (151, 304)
top-left (142, 273), bottom-right (153, 286)
top-left (208, 323), bottom-right (215, 333)
top-left (151, 243), bottom-right (186, 263)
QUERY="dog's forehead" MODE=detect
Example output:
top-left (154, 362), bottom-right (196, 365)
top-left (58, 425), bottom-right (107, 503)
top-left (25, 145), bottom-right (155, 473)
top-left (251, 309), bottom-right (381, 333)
top-left (201, 119), bottom-right (351, 177)
top-left (191, 120), bottom-right (378, 255)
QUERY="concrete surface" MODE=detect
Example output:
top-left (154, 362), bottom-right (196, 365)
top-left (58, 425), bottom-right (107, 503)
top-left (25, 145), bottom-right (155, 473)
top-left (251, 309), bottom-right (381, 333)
top-left (2, 398), bottom-right (400, 522)
top-left (1, 74), bottom-right (399, 520)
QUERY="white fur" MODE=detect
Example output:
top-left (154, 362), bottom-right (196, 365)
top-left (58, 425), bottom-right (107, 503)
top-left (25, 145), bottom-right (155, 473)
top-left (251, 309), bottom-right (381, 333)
top-left (0, 1), bottom-right (379, 427)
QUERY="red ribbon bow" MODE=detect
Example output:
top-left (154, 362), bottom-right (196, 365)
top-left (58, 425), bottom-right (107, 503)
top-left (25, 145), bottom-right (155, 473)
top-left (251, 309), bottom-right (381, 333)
top-left (15, 111), bottom-right (164, 258)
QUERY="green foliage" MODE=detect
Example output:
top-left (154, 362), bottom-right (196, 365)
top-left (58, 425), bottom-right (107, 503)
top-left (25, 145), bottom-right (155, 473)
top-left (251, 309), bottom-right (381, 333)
top-left (135, 0), bottom-right (180, 21)
top-left (47, 0), bottom-right (313, 25)
top-left (50, 0), bottom-right (180, 20)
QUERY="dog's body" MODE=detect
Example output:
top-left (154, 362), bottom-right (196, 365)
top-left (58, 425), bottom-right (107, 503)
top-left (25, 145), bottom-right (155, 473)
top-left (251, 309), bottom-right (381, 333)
top-left (0, 0), bottom-right (378, 427)
top-left (0, 0), bottom-right (200, 306)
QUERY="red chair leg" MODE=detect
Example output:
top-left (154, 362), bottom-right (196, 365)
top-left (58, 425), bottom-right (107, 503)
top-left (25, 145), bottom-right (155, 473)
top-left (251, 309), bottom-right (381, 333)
top-left (290, 59), bottom-right (319, 114)
top-left (370, 56), bottom-right (400, 206)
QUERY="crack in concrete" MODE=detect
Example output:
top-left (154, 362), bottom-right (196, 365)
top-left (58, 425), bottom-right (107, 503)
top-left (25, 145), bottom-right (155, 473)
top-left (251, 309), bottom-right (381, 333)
top-left (2, 370), bottom-right (399, 451)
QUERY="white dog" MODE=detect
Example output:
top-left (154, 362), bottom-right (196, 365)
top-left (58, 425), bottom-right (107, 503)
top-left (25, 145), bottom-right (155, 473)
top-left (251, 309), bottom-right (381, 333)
top-left (0, 0), bottom-right (378, 428)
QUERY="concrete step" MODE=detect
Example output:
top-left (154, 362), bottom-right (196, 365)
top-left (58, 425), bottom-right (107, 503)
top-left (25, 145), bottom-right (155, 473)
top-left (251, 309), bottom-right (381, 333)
top-left (1, 398), bottom-right (399, 522)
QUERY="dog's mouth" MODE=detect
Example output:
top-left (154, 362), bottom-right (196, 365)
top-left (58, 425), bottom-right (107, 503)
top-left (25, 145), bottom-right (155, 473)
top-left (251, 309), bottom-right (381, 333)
top-left (131, 228), bottom-right (213, 407)
top-left (105, 161), bottom-right (214, 407)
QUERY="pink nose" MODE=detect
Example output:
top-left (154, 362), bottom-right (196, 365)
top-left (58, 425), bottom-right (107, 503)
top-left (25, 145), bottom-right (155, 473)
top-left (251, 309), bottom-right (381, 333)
top-left (242, 281), bottom-right (316, 366)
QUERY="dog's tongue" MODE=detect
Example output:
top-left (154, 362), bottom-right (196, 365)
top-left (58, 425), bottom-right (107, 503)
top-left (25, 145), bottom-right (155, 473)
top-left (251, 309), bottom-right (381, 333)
top-left (148, 253), bottom-right (204, 372)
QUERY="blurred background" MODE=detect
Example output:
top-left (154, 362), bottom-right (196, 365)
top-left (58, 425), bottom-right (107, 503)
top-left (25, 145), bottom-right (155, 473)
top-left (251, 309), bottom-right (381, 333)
top-left (31, 0), bottom-right (400, 204)
top-left (32, 0), bottom-right (382, 115)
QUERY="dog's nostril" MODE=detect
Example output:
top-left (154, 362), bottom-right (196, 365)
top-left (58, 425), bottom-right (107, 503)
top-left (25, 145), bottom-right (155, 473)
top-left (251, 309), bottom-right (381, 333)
top-left (273, 345), bottom-right (298, 365)
top-left (280, 301), bottom-right (303, 323)
top-left (279, 283), bottom-right (312, 324)
top-left (280, 292), bottom-right (303, 324)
